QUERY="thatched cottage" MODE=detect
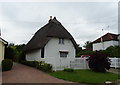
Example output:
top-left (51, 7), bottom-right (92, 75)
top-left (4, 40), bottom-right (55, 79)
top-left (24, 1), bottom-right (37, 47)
top-left (24, 17), bottom-right (78, 70)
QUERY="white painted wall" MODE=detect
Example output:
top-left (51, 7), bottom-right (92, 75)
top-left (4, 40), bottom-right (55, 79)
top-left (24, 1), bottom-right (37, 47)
top-left (44, 38), bottom-right (76, 70)
top-left (26, 38), bottom-right (76, 70)
top-left (0, 41), bottom-right (5, 63)
top-left (93, 40), bottom-right (119, 51)
top-left (26, 49), bottom-right (41, 61)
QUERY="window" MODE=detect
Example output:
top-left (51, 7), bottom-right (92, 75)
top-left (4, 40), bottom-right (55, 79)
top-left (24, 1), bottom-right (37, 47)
top-left (60, 52), bottom-right (68, 57)
top-left (59, 38), bottom-right (64, 44)
top-left (41, 47), bottom-right (44, 58)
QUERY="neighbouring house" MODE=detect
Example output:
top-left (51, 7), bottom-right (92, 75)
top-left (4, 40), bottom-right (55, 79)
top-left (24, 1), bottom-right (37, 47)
top-left (0, 37), bottom-right (7, 63)
top-left (24, 17), bottom-right (78, 70)
top-left (92, 33), bottom-right (119, 51)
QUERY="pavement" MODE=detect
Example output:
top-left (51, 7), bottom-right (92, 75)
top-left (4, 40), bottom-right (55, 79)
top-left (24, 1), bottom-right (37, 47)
top-left (2, 63), bottom-right (72, 83)
top-left (108, 68), bottom-right (120, 84)
top-left (108, 68), bottom-right (120, 75)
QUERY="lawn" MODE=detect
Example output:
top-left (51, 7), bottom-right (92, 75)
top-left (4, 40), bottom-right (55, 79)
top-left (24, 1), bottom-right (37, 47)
top-left (49, 70), bottom-right (119, 83)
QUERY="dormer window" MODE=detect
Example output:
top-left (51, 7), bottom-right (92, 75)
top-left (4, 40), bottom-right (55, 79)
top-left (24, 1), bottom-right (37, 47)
top-left (59, 38), bottom-right (64, 44)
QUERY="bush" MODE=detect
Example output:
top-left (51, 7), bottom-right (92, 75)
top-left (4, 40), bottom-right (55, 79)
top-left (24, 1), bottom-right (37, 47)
top-left (36, 61), bottom-right (52, 72)
top-left (63, 68), bottom-right (74, 72)
top-left (42, 63), bottom-right (52, 72)
top-left (20, 60), bottom-right (39, 67)
top-left (104, 46), bottom-right (120, 58)
top-left (36, 61), bottom-right (44, 69)
top-left (20, 60), bottom-right (52, 72)
top-left (2, 59), bottom-right (13, 71)
top-left (88, 51), bottom-right (111, 72)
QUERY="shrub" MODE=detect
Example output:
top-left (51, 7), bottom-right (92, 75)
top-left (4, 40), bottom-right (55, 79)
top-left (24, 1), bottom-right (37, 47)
top-left (88, 51), bottom-right (111, 72)
top-left (26, 61), bottom-right (36, 67)
top-left (20, 60), bottom-right (52, 72)
top-left (2, 59), bottom-right (13, 71)
top-left (36, 61), bottom-right (52, 72)
top-left (104, 46), bottom-right (120, 58)
top-left (63, 68), bottom-right (74, 72)
top-left (42, 63), bottom-right (52, 72)
top-left (36, 61), bottom-right (45, 69)
top-left (20, 60), bottom-right (39, 67)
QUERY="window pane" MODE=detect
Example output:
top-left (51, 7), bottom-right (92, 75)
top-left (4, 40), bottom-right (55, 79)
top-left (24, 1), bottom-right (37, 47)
top-left (59, 38), bottom-right (64, 44)
top-left (60, 52), bottom-right (68, 57)
top-left (62, 38), bottom-right (64, 44)
top-left (41, 47), bottom-right (44, 58)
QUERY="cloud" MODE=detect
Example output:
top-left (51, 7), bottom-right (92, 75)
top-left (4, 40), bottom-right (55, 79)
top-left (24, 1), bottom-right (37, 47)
top-left (0, 2), bottom-right (118, 47)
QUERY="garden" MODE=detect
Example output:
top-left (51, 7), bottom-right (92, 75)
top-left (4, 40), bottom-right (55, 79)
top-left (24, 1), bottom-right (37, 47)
top-left (2, 44), bottom-right (120, 83)
top-left (49, 51), bottom-right (119, 83)
top-left (49, 69), bottom-right (119, 83)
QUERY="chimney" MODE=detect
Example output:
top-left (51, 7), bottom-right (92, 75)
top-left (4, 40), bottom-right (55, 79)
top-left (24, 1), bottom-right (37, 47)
top-left (49, 16), bottom-right (53, 22)
top-left (50, 16), bottom-right (52, 20)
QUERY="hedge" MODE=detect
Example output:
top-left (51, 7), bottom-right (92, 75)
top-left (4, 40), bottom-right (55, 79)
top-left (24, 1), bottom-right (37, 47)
top-left (2, 59), bottom-right (13, 71)
top-left (21, 60), bottom-right (52, 72)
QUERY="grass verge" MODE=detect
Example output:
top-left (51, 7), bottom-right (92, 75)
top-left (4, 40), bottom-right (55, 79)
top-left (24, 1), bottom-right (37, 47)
top-left (49, 70), bottom-right (119, 83)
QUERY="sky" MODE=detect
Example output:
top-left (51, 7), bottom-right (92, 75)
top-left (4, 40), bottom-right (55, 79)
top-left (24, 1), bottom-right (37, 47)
top-left (0, 1), bottom-right (118, 48)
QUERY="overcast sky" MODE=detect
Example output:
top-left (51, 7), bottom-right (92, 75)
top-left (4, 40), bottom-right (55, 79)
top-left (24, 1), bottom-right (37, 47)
top-left (0, 1), bottom-right (118, 47)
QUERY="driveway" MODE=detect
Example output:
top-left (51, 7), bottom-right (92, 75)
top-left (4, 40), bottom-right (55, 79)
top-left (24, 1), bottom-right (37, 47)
top-left (2, 63), bottom-right (71, 83)
top-left (108, 68), bottom-right (119, 75)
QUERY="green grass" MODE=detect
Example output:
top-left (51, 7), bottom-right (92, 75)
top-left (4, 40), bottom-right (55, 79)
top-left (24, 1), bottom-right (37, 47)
top-left (49, 70), bottom-right (119, 83)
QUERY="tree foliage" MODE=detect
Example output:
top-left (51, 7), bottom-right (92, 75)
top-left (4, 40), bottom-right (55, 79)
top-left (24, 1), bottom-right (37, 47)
top-left (4, 46), bottom-right (14, 59)
top-left (102, 46), bottom-right (120, 58)
top-left (76, 50), bottom-right (94, 57)
top-left (88, 51), bottom-right (111, 72)
top-left (83, 41), bottom-right (92, 50)
top-left (4, 44), bottom-right (25, 62)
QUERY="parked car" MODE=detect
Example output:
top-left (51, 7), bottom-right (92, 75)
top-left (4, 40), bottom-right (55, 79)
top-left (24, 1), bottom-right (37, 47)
top-left (81, 55), bottom-right (90, 58)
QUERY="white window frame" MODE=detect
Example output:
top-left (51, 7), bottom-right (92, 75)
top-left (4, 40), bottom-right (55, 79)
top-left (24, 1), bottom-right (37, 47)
top-left (59, 38), bottom-right (64, 44)
top-left (59, 51), bottom-right (68, 58)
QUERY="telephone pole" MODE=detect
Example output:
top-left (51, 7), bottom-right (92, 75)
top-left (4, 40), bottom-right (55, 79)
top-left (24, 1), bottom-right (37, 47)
top-left (101, 29), bottom-right (104, 50)
top-left (0, 27), bottom-right (1, 36)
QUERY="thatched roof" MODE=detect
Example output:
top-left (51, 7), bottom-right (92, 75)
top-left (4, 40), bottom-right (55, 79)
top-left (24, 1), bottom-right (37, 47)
top-left (92, 33), bottom-right (119, 43)
top-left (24, 17), bottom-right (78, 52)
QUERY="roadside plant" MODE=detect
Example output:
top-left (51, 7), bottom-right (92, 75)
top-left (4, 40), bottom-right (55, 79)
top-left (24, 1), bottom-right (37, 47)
top-left (2, 59), bottom-right (13, 71)
top-left (63, 68), bottom-right (74, 72)
top-left (21, 60), bottom-right (52, 72)
top-left (88, 51), bottom-right (111, 72)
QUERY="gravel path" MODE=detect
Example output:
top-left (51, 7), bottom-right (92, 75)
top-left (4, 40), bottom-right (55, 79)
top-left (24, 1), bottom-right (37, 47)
top-left (2, 63), bottom-right (72, 83)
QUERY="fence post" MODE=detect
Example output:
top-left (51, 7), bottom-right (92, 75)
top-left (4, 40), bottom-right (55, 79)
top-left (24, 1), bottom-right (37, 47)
top-left (84, 58), bottom-right (86, 69)
top-left (115, 57), bottom-right (117, 69)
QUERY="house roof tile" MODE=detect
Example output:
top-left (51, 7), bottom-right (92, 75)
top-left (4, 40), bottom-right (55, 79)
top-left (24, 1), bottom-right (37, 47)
top-left (92, 33), bottom-right (119, 43)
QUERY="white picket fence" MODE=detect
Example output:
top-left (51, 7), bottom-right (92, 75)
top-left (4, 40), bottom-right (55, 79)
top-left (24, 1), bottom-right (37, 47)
top-left (70, 57), bottom-right (120, 69)
top-left (70, 58), bottom-right (89, 69)
top-left (109, 57), bottom-right (120, 68)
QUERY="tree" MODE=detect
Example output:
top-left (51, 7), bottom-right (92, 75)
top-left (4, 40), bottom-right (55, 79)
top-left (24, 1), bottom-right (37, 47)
top-left (15, 44), bottom-right (26, 62)
top-left (4, 44), bottom-right (26, 62)
top-left (83, 41), bottom-right (92, 50)
top-left (104, 46), bottom-right (120, 58)
top-left (4, 46), bottom-right (15, 60)
top-left (88, 51), bottom-right (110, 72)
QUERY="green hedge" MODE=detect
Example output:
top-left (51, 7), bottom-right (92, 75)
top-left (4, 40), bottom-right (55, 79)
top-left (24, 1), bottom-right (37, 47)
top-left (21, 60), bottom-right (52, 72)
top-left (102, 46), bottom-right (120, 58)
top-left (2, 59), bottom-right (13, 71)
top-left (63, 68), bottom-right (74, 72)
